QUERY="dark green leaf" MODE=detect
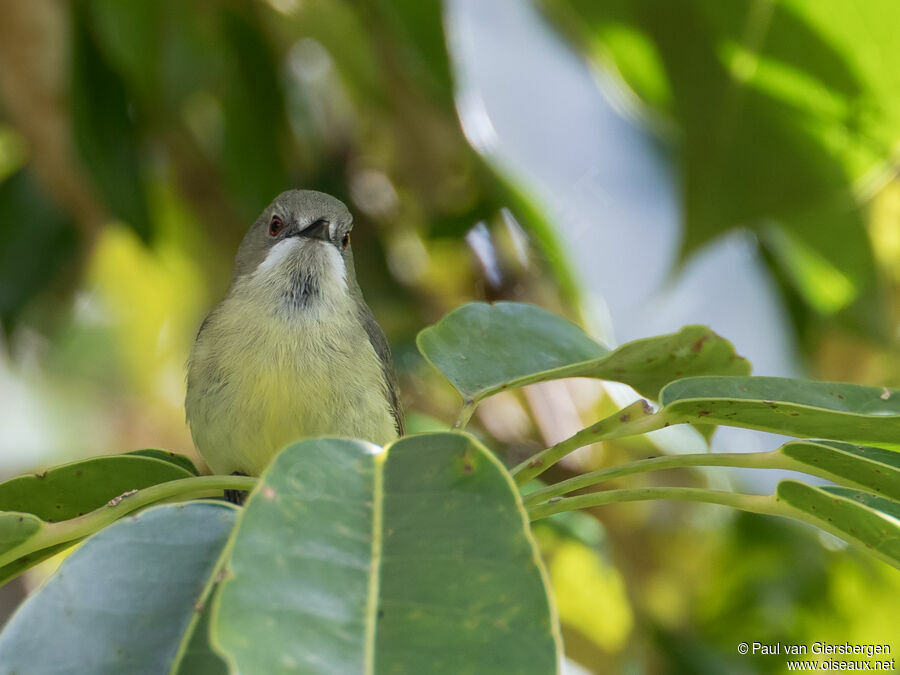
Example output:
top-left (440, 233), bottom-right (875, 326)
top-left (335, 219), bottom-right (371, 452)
top-left (0, 454), bottom-right (195, 523)
top-left (125, 449), bottom-right (200, 476)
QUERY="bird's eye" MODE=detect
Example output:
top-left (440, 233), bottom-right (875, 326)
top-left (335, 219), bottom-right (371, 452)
top-left (268, 216), bottom-right (284, 237)
top-left (341, 233), bottom-right (351, 249)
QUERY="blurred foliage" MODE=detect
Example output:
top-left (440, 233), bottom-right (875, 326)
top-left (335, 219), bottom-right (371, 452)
top-left (0, 0), bottom-right (897, 672)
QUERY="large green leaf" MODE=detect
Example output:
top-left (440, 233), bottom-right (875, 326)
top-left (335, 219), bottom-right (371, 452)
top-left (0, 503), bottom-right (237, 674)
top-left (417, 301), bottom-right (749, 404)
top-left (212, 434), bottom-right (560, 674)
top-left (777, 481), bottom-right (900, 568)
top-left (661, 376), bottom-right (900, 445)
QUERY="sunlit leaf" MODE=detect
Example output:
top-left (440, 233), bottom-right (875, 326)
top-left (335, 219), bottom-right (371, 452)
top-left (540, 0), bottom-right (888, 322)
top-left (212, 434), bottom-right (560, 674)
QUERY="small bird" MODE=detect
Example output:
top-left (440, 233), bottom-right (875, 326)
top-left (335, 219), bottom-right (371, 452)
top-left (185, 190), bottom-right (403, 480)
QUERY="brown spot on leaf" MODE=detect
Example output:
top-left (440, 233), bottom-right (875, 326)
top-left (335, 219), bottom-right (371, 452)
top-left (697, 410), bottom-right (711, 417)
top-left (691, 335), bottom-right (710, 352)
top-left (263, 486), bottom-right (276, 500)
top-left (619, 414), bottom-right (631, 423)
top-left (528, 458), bottom-right (543, 468)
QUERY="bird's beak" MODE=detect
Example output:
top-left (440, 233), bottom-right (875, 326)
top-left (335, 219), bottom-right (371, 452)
top-left (292, 220), bottom-right (330, 242)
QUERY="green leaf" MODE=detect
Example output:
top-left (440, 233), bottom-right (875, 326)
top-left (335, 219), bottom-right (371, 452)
top-left (0, 454), bottom-right (196, 523)
top-left (777, 481), bottom-right (900, 568)
top-left (125, 449), bottom-right (200, 475)
top-left (779, 441), bottom-right (900, 500)
top-left (0, 503), bottom-right (237, 674)
top-left (0, 513), bottom-right (43, 560)
top-left (70, 3), bottom-right (151, 241)
top-left (174, 582), bottom-right (229, 675)
top-left (0, 458), bottom-right (210, 584)
top-left (212, 434), bottom-right (560, 674)
top-left (418, 301), bottom-right (606, 401)
top-left (418, 301), bottom-right (749, 403)
top-left (661, 376), bottom-right (900, 446)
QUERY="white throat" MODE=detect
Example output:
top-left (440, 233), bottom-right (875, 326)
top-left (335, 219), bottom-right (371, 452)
top-left (237, 238), bottom-right (350, 321)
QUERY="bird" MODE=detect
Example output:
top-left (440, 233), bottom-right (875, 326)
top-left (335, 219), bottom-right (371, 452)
top-left (185, 189), bottom-right (403, 486)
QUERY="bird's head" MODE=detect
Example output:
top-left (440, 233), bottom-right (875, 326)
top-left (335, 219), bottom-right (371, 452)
top-left (231, 190), bottom-right (357, 315)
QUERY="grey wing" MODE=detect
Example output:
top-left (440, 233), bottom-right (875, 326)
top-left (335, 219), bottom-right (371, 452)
top-left (357, 302), bottom-right (405, 435)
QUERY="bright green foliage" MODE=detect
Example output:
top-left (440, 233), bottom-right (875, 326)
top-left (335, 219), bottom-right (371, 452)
top-left (661, 376), bottom-right (900, 445)
top-left (0, 503), bottom-right (237, 675)
top-left (418, 301), bottom-right (749, 403)
top-left (539, 0), bottom-right (894, 322)
top-left (213, 434), bottom-right (560, 675)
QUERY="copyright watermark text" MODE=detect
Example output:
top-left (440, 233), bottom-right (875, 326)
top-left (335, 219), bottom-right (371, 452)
top-left (737, 642), bottom-right (894, 671)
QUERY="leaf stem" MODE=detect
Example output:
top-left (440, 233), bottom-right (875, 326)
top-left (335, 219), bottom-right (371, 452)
top-left (454, 399), bottom-right (478, 429)
top-left (523, 451), bottom-right (780, 506)
top-left (511, 400), bottom-right (667, 485)
top-left (527, 486), bottom-right (785, 521)
top-left (0, 475), bottom-right (257, 570)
